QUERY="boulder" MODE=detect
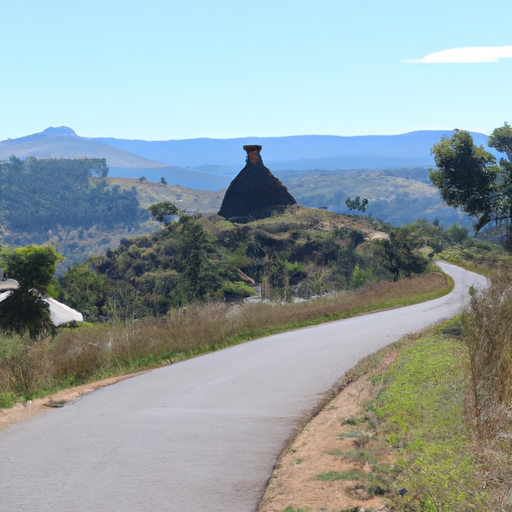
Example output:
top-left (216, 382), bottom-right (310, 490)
top-left (218, 145), bottom-right (296, 222)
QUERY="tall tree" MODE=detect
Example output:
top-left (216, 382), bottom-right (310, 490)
top-left (430, 124), bottom-right (512, 232)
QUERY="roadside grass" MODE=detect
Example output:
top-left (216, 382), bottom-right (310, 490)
top-left (437, 256), bottom-right (492, 277)
top-left (330, 326), bottom-right (488, 511)
top-left (438, 237), bottom-right (511, 277)
top-left (0, 270), bottom-right (451, 407)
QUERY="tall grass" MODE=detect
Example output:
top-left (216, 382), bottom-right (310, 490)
top-left (464, 265), bottom-right (512, 434)
top-left (462, 265), bottom-right (512, 509)
top-left (0, 271), bottom-right (448, 404)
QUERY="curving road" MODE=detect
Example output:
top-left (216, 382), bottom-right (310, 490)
top-left (0, 262), bottom-right (486, 511)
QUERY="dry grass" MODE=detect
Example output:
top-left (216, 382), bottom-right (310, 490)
top-left (463, 265), bottom-right (512, 509)
top-left (0, 271), bottom-right (448, 405)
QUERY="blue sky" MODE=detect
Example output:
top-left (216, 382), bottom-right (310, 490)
top-left (1, 0), bottom-right (511, 141)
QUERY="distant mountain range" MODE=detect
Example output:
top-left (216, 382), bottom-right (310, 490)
top-left (92, 130), bottom-right (497, 172)
top-left (0, 126), bottom-right (499, 190)
top-left (0, 127), bottom-right (166, 169)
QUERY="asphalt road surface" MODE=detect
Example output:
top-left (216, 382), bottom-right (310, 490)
top-left (0, 262), bottom-right (487, 512)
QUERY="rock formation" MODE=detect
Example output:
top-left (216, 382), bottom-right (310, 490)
top-left (218, 145), bottom-right (296, 222)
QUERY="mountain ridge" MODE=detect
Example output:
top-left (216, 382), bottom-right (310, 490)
top-left (92, 130), bottom-right (497, 170)
top-left (0, 127), bottom-right (500, 191)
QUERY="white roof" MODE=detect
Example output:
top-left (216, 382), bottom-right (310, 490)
top-left (0, 290), bottom-right (13, 303)
top-left (45, 298), bottom-right (83, 326)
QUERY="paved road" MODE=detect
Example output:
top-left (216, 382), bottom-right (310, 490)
top-left (0, 262), bottom-right (486, 511)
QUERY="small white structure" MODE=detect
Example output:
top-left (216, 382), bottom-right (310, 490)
top-left (0, 290), bottom-right (13, 303)
top-left (0, 273), bottom-right (83, 326)
top-left (45, 297), bottom-right (83, 326)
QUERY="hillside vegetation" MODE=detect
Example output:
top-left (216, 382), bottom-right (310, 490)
top-left (0, 156), bottom-right (145, 233)
top-left (59, 206), bottom-right (398, 320)
top-left (278, 168), bottom-right (472, 227)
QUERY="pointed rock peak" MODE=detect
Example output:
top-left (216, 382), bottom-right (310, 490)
top-left (219, 145), bottom-right (296, 222)
top-left (42, 126), bottom-right (77, 136)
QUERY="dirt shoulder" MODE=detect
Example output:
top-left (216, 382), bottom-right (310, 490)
top-left (0, 371), bottom-right (149, 432)
top-left (259, 351), bottom-right (398, 512)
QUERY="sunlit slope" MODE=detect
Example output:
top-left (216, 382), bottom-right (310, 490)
top-left (278, 169), bottom-right (471, 227)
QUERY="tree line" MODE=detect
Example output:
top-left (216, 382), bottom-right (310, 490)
top-left (0, 156), bottom-right (143, 233)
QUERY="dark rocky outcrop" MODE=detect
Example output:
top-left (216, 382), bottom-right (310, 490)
top-left (218, 145), bottom-right (296, 222)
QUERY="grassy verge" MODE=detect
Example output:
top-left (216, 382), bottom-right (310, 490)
top-left (370, 326), bottom-right (486, 510)
top-left (437, 256), bottom-right (492, 277)
top-left (301, 319), bottom-right (487, 512)
top-left (0, 271), bottom-right (452, 407)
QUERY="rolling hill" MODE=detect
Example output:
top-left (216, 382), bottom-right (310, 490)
top-left (277, 168), bottom-right (472, 228)
top-left (0, 127), bottom-right (231, 190)
top-left (0, 127), bottom-right (167, 169)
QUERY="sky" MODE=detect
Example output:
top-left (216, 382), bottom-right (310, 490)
top-left (1, 0), bottom-right (511, 141)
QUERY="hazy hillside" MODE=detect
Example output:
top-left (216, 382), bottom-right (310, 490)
top-left (0, 127), bottom-right (488, 228)
top-left (107, 167), bottom-right (231, 190)
top-left (0, 127), bottom-right (168, 169)
top-left (277, 168), bottom-right (473, 228)
top-left (0, 126), bottom-right (235, 190)
top-left (105, 177), bottom-right (224, 212)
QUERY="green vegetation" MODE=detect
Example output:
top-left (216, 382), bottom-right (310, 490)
top-left (0, 245), bottom-right (64, 337)
top-left (430, 123), bottom-right (512, 232)
top-left (373, 231), bottom-right (428, 281)
top-left (147, 201), bottom-right (180, 224)
top-left (0, 156), bottom-right (141, 233)
top-left (57, 206), bottom-right (470, 321)
top-left (345, 195), bottom-right (369, 212)
top-left (57, 206), bottom-right (378, 319)
top-left (0, 269), bottom-right (449, 405)
top-left (439, 236), bottom-right (510, 275)
top-left (367, 333), bottom-right (486, 510)
top-left (0, 157), bottom-right (152, 272)
top-left (278, 168), bottom-right (472, 227)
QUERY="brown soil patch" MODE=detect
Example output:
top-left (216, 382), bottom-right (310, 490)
top-left (0, 370), bottom-right (149, 432)
top-left (259, 352), bottom-right (398, 512)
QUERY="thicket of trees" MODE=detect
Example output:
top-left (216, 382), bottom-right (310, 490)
top-left (2, 201), bottom-right (496, 334)
top-left (0, 156), bottom-right (142, 233)
top-left (54, 204), bottom-right (436, 321)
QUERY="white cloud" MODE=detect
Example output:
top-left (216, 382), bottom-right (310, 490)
top-left (405, 45), bottom-right (512, 64)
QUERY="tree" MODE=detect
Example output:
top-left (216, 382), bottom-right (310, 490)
top-left (60, 263), bottom-right (111, 319)
top-left (373, 232), bottom-right (428, 281)
top-left (148, 201), bottom-right (181, 225)
top-left (447, 224), bottom-right (468, 244)
top-left (0, 245), bottom-right (64, 337)
top-left (178, 215), bottom-right (222, 300)
top-left (345, 196), bottom-right (369, 212)
top-left (160, 177), bottom-right (167, 185)
top-left (430, 125), bottom-right (512, 232)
